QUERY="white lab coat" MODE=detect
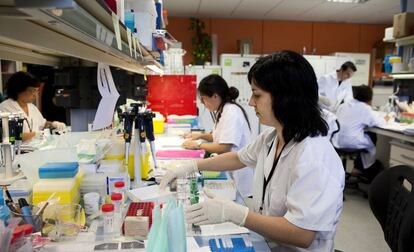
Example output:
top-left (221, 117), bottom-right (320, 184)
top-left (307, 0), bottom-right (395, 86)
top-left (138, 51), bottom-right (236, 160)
top-left (322, 108), bottom-right (339, 141)
top-left (333, 99), bottom-right (386, 169)
top-left (212, 103), bottom-right (254, 197)
top-left (0, 98), bottom-right (46, 133)
top-left (238, 128), bottom-right (344, 252)
top-left (318, 72), bottom-right (353, 112)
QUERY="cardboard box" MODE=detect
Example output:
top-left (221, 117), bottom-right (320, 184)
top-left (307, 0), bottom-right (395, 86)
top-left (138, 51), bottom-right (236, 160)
top-left (393, 12), bottom-right (414, 38)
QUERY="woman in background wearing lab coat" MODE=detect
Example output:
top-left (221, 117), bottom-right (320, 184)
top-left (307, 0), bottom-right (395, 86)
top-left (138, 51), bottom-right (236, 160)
top-left (161, 51), bottom-right (344, 252)
top-left (0, 71), bottom-right (66, 141)
top-left (182, 74), bottom-right (254, 198)
top-left (332, 85), bottom-right (386, 180)
top-left (318, 61), bottom-right (357, 112)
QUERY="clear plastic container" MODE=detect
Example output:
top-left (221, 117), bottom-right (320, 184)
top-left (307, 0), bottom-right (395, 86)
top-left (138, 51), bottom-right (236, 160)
top-left (110, 193), bottom-right (123, 235)
top-left (101, 204), bottom-right (115, 237)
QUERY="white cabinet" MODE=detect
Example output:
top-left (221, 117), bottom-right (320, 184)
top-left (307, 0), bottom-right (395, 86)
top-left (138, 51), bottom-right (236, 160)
top-left (390, 140), bottom-right (414, 167)
top-left (185, 65), bottom-right (222, 133)
top-left (304, 53), bottom-right (371, 86)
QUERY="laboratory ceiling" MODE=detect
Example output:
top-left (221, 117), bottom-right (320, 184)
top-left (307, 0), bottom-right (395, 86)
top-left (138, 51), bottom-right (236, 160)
top-left (164, 0), bottom-right (400, 24)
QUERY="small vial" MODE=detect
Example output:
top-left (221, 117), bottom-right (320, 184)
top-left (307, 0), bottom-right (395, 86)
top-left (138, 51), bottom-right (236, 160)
top-left (114, 181), bottom-right (125, 202)
top-left (111, 193), bottom-right (123, 235)
top-left (101, 204), bottom-right (115, 236)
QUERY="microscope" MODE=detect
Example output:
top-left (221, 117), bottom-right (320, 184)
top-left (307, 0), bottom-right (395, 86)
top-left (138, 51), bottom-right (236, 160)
top-left (0, 112), bottom-right (25, 186)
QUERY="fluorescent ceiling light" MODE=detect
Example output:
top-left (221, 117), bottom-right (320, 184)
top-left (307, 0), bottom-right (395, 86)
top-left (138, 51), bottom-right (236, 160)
top-left (326, 0), bottom-right (369, 3)
top-left (145, 64), bottom-right (164, 75)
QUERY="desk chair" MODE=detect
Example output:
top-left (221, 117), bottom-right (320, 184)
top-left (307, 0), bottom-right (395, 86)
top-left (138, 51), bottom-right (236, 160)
top-left (335, 148), bottom-right (369, 198)
top-left (369, 165), bottom-right (414, 252)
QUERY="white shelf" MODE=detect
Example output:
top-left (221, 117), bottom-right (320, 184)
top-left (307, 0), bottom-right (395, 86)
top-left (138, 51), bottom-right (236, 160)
top-left (396, 35), bottom-right (414, 47)
top-left (390, 72), bottom-right (414, 79)
top-left (0, 0), bottom-right (161, 74)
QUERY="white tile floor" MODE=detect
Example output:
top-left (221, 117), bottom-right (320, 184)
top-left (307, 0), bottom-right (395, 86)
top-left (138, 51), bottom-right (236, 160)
top-left (334, 193), bottom-right (390, 252)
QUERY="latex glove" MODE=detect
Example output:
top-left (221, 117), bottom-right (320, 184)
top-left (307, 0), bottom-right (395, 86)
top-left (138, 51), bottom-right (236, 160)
top-left (186, 191), bottom-right (249, 226)
top-left (319, 95), bottom-right (331, 107)
top-left (51, 121), bottom-right (66, 131)
top-left (182, 139), bottom-right (201, 150)
top-left (159, 160), bottom-right (198, 190)
top-left (182, 132), bottom-right (201, 140)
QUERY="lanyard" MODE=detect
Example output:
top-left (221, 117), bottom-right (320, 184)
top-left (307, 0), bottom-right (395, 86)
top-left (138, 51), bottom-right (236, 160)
top-left (260, 139), bottom-right (287, 213)
top-left (24, 118), bottom-right (33, 132)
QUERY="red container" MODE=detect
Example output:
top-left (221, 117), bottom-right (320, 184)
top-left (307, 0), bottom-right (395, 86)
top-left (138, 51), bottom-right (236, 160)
top-left (104, 0), bottom-right (117, 13)
top-left (147, 75), bottom-right (197, 118)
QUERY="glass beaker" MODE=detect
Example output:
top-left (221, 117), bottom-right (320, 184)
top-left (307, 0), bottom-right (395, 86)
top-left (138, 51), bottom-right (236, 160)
top-left (54, 204), bottom-right (81, 241)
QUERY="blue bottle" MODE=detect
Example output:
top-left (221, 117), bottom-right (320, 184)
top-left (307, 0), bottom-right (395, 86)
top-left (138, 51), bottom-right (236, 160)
top-left (18, 198), bottom-right (34, 225)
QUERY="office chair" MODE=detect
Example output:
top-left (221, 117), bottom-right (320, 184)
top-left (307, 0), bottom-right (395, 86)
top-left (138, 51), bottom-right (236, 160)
top-left (330, 121), bottom-right (368, 198)
top-left (369, 165), bottom-right (414, 252)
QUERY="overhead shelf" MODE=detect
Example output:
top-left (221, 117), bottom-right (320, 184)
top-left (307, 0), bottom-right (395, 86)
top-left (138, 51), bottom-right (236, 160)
top-left (383, 35), bottom-right (414, 47)
top-left (0, 0), bottom-right (162, 74)
top-left (390, 72), bottom-right (414, 79)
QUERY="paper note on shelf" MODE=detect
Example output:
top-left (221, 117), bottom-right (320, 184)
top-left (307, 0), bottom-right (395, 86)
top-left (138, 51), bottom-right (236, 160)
top-left (127, 28), bottom-right (133, 56)
top-left (92, 63), bottom-right (120, 130)
top-left (111, 12), bottom-right (122, 50)
top-left (127, 185), bottom-right (174, 202)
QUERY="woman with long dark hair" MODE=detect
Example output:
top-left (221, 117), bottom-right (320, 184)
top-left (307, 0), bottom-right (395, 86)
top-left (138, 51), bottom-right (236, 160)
top-left (162, 51), bottom-right (344, 251)
top-left (182, 74), bottom-right (253, 197)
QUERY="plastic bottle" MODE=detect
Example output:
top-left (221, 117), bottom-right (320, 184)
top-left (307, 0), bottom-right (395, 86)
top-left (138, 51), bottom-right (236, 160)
top-left (101, 204), bottom-right (115, 237)
top-left (110, 193), bottom-right (123, 235)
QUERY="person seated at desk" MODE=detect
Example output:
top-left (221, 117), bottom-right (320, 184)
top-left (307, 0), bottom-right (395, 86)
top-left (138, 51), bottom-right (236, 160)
top-left (0, 71), bottom-right (66, 142)
top-left (182, 74), bottom-right (254, 198)
top-left (332, 85), bottom-right (387, 180)
top-left (318, 61), bottom-right (357, 112)
top-left (161, 51), bottom-right (344, 252)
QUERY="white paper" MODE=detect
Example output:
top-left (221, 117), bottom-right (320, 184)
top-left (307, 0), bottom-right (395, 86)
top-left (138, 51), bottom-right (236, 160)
top-left (127, 185), bottom-right (174, 202)
top-left (96, 24), bottom-right (101, 41)
top-left (92, 63), bottom-right (120, 130)
top-left (144, 237), bottom-right (200, 251)
top-left (127, 28), bottom-right (133, 56)
top-left (105, 32), bottom-right (114, 46)
top-left (111, 12), bottom-right (122, 50)
top-left (189, 222), bottom-right (249, 237)
top-left (136, 37), bottom-right (143, 59)
top-left (132, 35), bottom-right (137, 59)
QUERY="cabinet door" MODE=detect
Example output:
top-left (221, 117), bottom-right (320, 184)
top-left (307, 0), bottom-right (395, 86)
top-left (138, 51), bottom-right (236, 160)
top-left (390, 144), bottom-right (414, 166)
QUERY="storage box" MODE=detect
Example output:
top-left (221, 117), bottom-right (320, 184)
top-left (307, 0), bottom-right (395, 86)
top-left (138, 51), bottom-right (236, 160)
top-left (393, 12), bottom-right (414, 38)
top-left (39, 162), bottom-right (79, 179)
top-left (384, 27), bottom-right (394, 41)
top-left (33, 179), bottom-right (80, 205)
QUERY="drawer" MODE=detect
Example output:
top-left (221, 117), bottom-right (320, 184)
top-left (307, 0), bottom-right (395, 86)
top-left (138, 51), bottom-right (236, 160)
top-left (389, 159), bottom-right (407, 167)
top-left (390, 143), bottom-right (414, 166)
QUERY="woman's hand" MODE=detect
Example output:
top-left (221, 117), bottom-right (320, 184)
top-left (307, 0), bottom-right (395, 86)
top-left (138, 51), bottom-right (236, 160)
top-left (182, 132), bottom-right (202, 140)
top-left (182, 140), bottom-right (200, 150)
top-left (186, 190), bottom-right (249, 226)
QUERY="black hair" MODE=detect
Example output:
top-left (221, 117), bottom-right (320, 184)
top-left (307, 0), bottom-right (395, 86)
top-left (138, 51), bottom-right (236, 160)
top-left (340, 61), bottom-right (357, 72)
top-left (6, 71), bottom-right (40, 100)
top-left (353, 85), bottom-right (372, 103)
top-left (198, 74), bottom-right (250, 130)
top-left (247, 50), bottom-right (328, 142)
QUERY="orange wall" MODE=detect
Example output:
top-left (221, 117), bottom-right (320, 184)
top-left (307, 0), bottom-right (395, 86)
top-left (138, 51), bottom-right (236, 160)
top-left (263, 20), bottom-right (313, 54)
top-left (210, 19), bottom-right (263, 57)
top-left (168, 17), bottom-right (388, 65)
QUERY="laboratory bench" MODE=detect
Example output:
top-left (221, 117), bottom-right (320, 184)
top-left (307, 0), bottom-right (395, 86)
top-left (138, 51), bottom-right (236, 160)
top-left (367, 126), bottom-right (414, 167)
top-left (2, 131), bottom-right (271, 252)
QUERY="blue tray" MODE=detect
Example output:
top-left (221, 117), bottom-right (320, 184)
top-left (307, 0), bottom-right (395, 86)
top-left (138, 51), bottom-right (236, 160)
top-left (39, 162), bottom-right (79, 179)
